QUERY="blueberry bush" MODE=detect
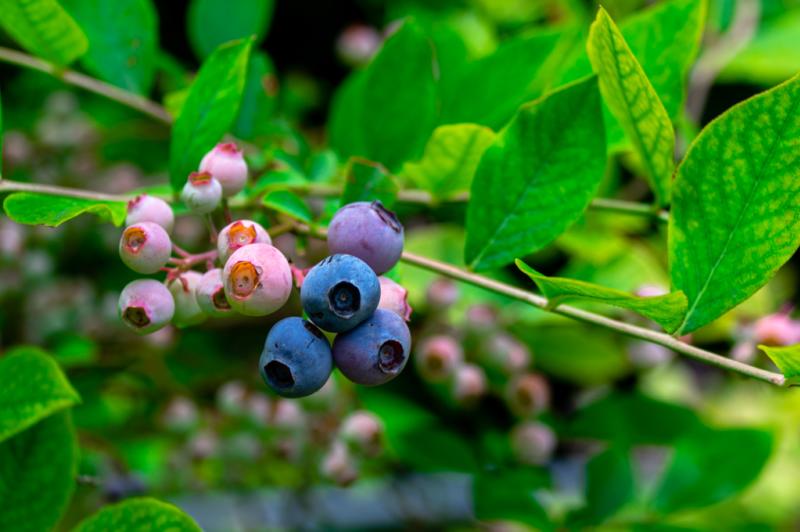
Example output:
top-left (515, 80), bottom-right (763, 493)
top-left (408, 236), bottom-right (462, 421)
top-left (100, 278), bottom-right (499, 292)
top-left (1, 0), bottom-right (800, 529)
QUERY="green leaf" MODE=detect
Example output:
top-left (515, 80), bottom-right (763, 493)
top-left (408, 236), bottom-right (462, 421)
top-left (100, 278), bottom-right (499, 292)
top-left (169, 38), bottom-right (252, 190)
top-left (187, 0), bottom-right (273, 60)
top-left (571, 448), bottom-right (634, 526)
top-left (516, 260), bottom-right (688, 333)
top-left (587, 8), bottom-right (675, 206)
top-left (62, 0), bottom-right (158, 94)
top-left (0, 346), bottom-right (80, 442)
top-left (669, 74), bottom-right (800, 334)
top-left (392, 425), bottom-right (478, 472)
top-left (653, 428), bottom-right (772, 512)
top-left (261, 190), bottom-right (311, 223)
top-left (758, 344), bottom-right (800, 382)
top-left (402, 123), bottom-right (495, 200)
top-left (439, 28), bottom-right (564, 129)
top-left (474, 469), bottom-right (551, 528)
top-left (341, 158), bottom-right (398, 208)
top-left (464, 76), bottom-right (606, 271)
top-left (0, 0), bottom-right (88, 65)
top-left (329, 19), bottom-right (437, 171)
top-left (74, 497), bottom-right (201, 532)
top-left (233, 51), bottom-right (278, 140)
top-left (0, 411), bottom-right (78, 532)
top-left (3, 192), bottom-right (127, 227)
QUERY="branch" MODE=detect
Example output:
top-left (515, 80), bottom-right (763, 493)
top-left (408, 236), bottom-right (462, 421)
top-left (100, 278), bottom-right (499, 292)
top-left (289, 183), bottom-right (669, 223)
top-left (0, 47), bottom-right (172, 124)
top-left (294, 223), bottom-right (785, 387)
top-left (0, 179), bottom-right (132, 202)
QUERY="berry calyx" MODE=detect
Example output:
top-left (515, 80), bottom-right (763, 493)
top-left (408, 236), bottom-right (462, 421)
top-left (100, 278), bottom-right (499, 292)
top-left (118, 279), bottom-right (175, 334)
top-left (217, 219), bottom-right (271, 262)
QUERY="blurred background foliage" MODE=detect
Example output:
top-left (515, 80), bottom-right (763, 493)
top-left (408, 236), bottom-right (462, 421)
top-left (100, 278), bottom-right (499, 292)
top-left (1, 0), bottom-right (800, 530)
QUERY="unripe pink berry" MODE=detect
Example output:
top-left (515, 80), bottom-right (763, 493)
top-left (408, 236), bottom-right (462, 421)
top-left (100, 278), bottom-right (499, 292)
top-left (466, 304), bottom-right (498, 330)
top-left (486, 333), bottom-right (531, 374)
top-left (378, 276), bottom-right (412, 321)
top-left (510, 421), bottom-right (557, 466)
top-left (167, 271), bottom-right (208, 327)
top-left (217, 219), bottom-right (271, 262)
top-left (320, 440), bottom-right (358, 486)
top-left (195, 268), bottom-right (232, 317)
top-left (118, 222), bottom-right (171, 274)
top-left (162, 396), bottom-right (199, 432)
top-left (635, 283), bottom-right (668, 298)
top-left (216, 380), bottom-right (248, 416)
top-left (416, 335), bottom-right (463, 382)
top-left (336, 25), bottom-right (381, 66)
top-left (339, 410), bottom-right (384, 458)
top-left (223, 243), bottom-right (292, 316)
top-left (199, 143), bottom-right (249, 197)
top-left (118, 279), bottom-right (175, 334)
top-left (126, 194), bottom-right (175, 233)
top-left (452, 363), bottom-right (487, 405)
top-left (271, 399), bottom-right (306, 430)
top-left (505, 373), bottom-right (550, 418)
top-left (426, 278), bottom-right (459, 309)
top-left (753, 312), bottom-right (800, 346)
top-left (181, 171), bottom-right (222, 214)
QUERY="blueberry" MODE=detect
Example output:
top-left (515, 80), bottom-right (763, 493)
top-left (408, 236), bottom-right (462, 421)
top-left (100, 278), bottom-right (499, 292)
top-left (199, 142), bottom-right (249, 197)
top-left (332, 309), bottom-right (411, 385)
top-left (217, 219), bottom-right (271, 262)
top-left (126, 194), bottom-right (175, 233)
top-left (118, 221), bottom-right (171, 274)
top-left (301, 254), bottom-right (380, 332)
top-left (327, 201), bottom-right (404, 274)
top-left (223, 243), bottom-right (292, 316)
top-left (118, 279), bottom-right (175, 334)
top-left (378, 276), bottom-right (412, 321)
top-left (259, 317), bottom-right (333, 398)
top-left (167, 271), bottom-right (208, 327)
top-left (181, 171), bottom-right (222, 214)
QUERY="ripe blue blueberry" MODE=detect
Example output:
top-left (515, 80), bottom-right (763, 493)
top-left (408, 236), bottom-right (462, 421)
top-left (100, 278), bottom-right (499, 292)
top-left (327, 201), bottom-right (404, 274)
top-left (301, 254), bottom-right (380, 333)
top-left (332, 309), bottom-right (411, 385)
top-left (259, 317), bottom-right (333, 398)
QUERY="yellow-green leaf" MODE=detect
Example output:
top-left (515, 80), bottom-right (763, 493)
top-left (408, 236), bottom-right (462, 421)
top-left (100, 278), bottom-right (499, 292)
top-left (0, 0), bottom-right (88, 65)
top-left (587, 8), bottom-right (675, 206)
top-left (74, 497), bottom-right (201, 532)
top-left (758, 344), bottom-right (800, 381)
top-left (669, 74), bottom-right (800, 334)
top-left (3, 192), bottom-right (127, 227)
top-left (516, 260), bottom-right (688, 333)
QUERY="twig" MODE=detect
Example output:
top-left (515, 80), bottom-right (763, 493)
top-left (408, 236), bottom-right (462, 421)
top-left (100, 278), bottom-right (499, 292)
top-left (0, 179), bottom-right (132, 202)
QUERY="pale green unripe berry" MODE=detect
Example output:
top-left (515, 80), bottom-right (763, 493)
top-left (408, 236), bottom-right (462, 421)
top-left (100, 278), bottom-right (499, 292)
top-left (167, 271), bottom-right (208, 327)
top-left (119, 222), bottom-right (171, 274)
top-left (181, 171), bottom-right (222, 214)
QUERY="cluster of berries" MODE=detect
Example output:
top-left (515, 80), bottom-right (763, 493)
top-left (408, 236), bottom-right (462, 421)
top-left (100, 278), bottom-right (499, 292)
top-left (261, 200), bottom-right (411, 397)
top-left (116, 142), bottom-right (412, 399)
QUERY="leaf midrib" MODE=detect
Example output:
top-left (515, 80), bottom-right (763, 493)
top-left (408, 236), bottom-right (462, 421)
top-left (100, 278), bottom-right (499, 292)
top-left (678, 88), bottom-right (800, 334)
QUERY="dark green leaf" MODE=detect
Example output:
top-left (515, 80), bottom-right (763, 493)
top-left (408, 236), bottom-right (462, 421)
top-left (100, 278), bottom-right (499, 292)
top-left (474, 469), bottom-right (551, 528)
top-left (261, 190), bottom-right (311, 223)
top-left (0, 0), bottom-right (88, 65)
top-left (653, 428), bottom-right (772, 512)
top-left (3, 192), bottom-right (127, 227)
top-left (464, 76), bottom-right (606, 271)
top-left (572, 448), bottom-right (635, 525)
top-left (0, 346), bottom-right (79, 442)
top-left (516, 260), bottom-right (688, 333)
top-left (758, 343), bottom-right (800, 382)
top-left (233, 52), bottom-right (278, 140)
top-left (393, 426), bottom-right (478, 472)
top-left (187, 0), bottom-right (274, 59)
top-left (341, 158), bottom-right (398, 208)
top-left (329, 20), bottom-right (438, 170)
top-left (0, 411), bottom-right (78, 532)
top-left (74, 497), bottom-right (201, 532)
top-left (587, 8), bottom-right (674, 206)
top-left (169, 38), bottom-right (252, 190)
top-left (439, 28), bottom-right (564, 129)
top-left (62, 0), bottom-right (158, 94)
top-left (669, 74), bottom-right (800, 334)
top-left (402, 123), bottom-right (495, 200)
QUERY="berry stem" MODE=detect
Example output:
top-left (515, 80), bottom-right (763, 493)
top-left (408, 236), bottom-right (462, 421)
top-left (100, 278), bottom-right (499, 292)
top-left (172, 243), bottom-right (192, 258)
top-left (222, 199), bottom-right (233, 225)
top-left (169, 250), bottom-right (218, 271)
top-left (292, 223), bottom-right (786, 387)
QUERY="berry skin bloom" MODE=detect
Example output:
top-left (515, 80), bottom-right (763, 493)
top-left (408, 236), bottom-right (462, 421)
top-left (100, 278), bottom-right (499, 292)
top-left (181, 171), bottom-right (222, 214)
top-left (223, 243), bottom-right (292, 316)
top-left (259, 317), bottom-right (333, 398)
top-left (167, 271), bottom-right (208, 327)
top-left (378, 276), bottom-right (412, 321)
top-left (332, 309), bottom-right (411, 385)
top-left (415, 335), bottom-right (463, 383)
top-left (327, 201), bottom-right (404, 275)
top-left (217, 219), bottom-right (271, 262)
top-left (125, 194), bottom-right (175, 233)
top-left (195, 268), bottom-right (232, 317)
top-left (199, 142), bottom-right (249, 197)
top-left (301, 254), bottom-right (381, 333)
top-left (118, 279), bottom-right (175, 334)
top-left (118, 221), bottom-right (172, 274)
